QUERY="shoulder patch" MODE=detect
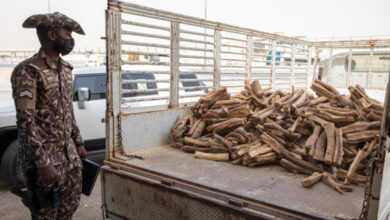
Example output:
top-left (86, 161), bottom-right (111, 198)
top-left (19, 90), bottom-right (33, 98)
top-left (20, 79), bottom-right (34, 86)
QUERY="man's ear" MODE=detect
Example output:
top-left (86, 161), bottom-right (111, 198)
top-left (47, 29), bottom-right (56, 41)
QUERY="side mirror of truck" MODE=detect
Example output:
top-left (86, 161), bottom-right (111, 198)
top-left (77, 87), bottom-right (90, 109)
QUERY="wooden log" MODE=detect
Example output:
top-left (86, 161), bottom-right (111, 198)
top-left (203, 118), bottom-right (229, 123)
top-left (263, 122), bottom-right (301, 140)
top-left (312, 131), bottom-right (327, 162)
top-left (309, 96), bottom-right (328, 105)
top-left (267, 92), bottom-right (278, 106)
top-left (254, 152), bottom-right (278, 163)
top-left (295, 127), bottom-right (312, 136)
top-left (342, 145), bottom-right (355, 157)
top-left (234, 127), bottom-right (253, 142)
top-left (292, 92), bottom-right (308, 108)
top-left (343, 139), bottom-right (358, 155)
top-left (306, 114), bottom-right (330, 127)
top-left (316, 80), bottom-right (340, 96)
top-left (260, 132), bottom-right (282, 154)
top-left (315, 111), bottom-right (355, 123)
top-left (311, 80), bottom-right (339, 99)
top-left (207, 139), bottom-right (227, 149)
top-left (275, 92), bottom-right (293, 108)
top-left (231, 93), bottom-right (249, 100)
top-left (292, 147), bottom-right (306, 157)
top-left (344, 150), bottom-right (365, 185)
top-left (272, 94), bottom-right (279, 105)
top-left (324, 123), bottom-right (336, 165)
top-left (333, 128), bottom-right (344, 166)
top-left (203, 107), bottom-right (229, 118)
top-left (302, 172), bottom-right (323, 188)
top-left (336, 169), bottom-right (366, 184)
top-left (228, 106), bottom-right (252, 118)
top-left (170, 114), bottom-right (193, 141)
top-left (252, 94), bottom-right (268, 107)
top-left (289, 116), bottom-right (302, 132)
top-left (194, 151), bottom-right (229, 161)
top-left (248, 145), bottom-right (273, 158)
top-left (184, 137), bottom-right (210, 147)
top-left (305, 125), bottom-right (321, 152)
top-left (251, 80), bottom-right (263, 98)
top-left (236, 145), bottom-right (251, 156)
top-left (345, 130), bottom-right (379, 144)
top-left (318, 107), bottom-right (358, 117)
top-left (362, 107), bottom-right (383, 116)
top-left (213, 133), bottom-right (233, 151)
top-left (214, 99), bottom-right (247, 105)
top-left (280, 147), bottom-right (323, 173)
top-left (362, 138), bottom-right (378, 160)
top-left (211, 118), bottom-right (246, 134)
top-left (285, 89), bottom-right (304, 106)
top-left (280, 159), bottom-right (313, 175)
top-left (191, 120), bottom-right (206, 138)
top-left (181, 145), bottom-right (198, 153)
top-left (209, 146), bottom-right (230, 153)
top-left (187, 119), bottom-right (200, 137)
top-left (252, 106), bottom-right (275, 122)
top-left (322, 172), bottom-right (343, 193)
top-left (340, 121), bottom-right (381, 134)
top-left (336, 173), bottom-right (366, 184)
top-left (367, 112), bottom-right (382, 121)
top-left (322, 172), bottom-right (353, 193)
top-left (226, 131), bottom-right (247, 143)
top-left (198, 87), bottom-right (230, 105)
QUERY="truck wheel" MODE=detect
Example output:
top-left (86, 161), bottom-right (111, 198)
top-left (0, 140), bottom-right (25, 187)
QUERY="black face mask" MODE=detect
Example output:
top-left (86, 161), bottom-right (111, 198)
top-left (53, 34), bottom-right (75, 56)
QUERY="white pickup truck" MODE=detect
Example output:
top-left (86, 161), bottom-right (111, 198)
top-left (0, 65), bottom-right (208, 185)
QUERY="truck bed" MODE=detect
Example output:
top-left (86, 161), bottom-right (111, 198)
top-left (120, 144), bottom-right (364, 219)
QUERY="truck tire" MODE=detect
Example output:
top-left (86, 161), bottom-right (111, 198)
top-left (0, 140), bottom-right (25, 187)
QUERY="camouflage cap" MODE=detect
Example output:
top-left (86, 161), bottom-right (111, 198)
top-left (22, 12), bottom-right (85, 35)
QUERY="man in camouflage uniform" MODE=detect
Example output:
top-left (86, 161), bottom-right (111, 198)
top-left (11, 12), bottom-right (87, 219)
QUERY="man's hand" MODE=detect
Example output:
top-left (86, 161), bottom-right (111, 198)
top-left (38, 165), bottom-right (58, 186)
top-left (77, 146), bottom-right (87, 158)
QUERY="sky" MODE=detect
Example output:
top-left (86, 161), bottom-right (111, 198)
top-left (0, 0), bottom-right (389, 51)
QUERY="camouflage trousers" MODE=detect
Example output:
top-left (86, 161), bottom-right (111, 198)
top-left (31, 161), bottom-right (82, 220)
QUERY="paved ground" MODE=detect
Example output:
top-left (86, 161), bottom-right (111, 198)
top-left (0, 169), bottom-right (103, 220)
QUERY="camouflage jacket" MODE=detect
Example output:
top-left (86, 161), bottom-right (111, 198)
top-left (11, 48), bottom-right (83, 169)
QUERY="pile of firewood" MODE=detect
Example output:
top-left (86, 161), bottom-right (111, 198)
top-left (170, 79), bottom-right (383, 193)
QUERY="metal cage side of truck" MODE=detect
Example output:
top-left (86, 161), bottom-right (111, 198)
top-left (102, 1), bottom-right (390, 219)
